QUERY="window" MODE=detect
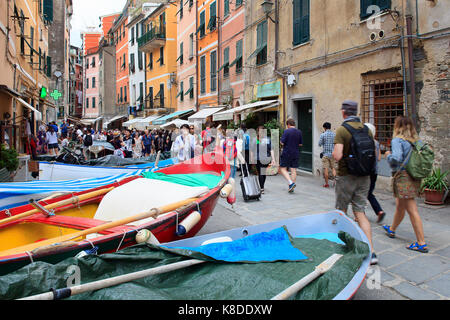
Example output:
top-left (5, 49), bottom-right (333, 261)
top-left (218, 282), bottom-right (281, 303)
top-left (189, 77), bottom-right (194, 99)
top-left (224, 0), bottom-right (230, 17)
top-left (200, 56), bottom-right (206, 94)
top-left (92, 97), bottom-right (96, 108)
top-left (223, 47), bottom-right (229, 78)
top-left (139, 82), bottom-right (144, 106)
top-left (147, 86), bottom-right (154, 108)
top-left (230, 39), bottom-right (243, 74)
top-left (86, 57), bottom-right (89, 69)
top-left (86, 78), bottom-right (89, 89)
top-left (177, 42), bottom-right (184, 65)
top-left (236, 0), bottom-right (243, 7)
top-left (131, 26), bottom-right (135, 45)
top-left (208, 2), bottom-right (216, 31)
top-left (210, 50), bottom-right (217, 92)
top-left (138, 52), bottom-right (143, 70)
top-left (360, 0), bottom-right (391, 20)
top-left (178, 81), bottom-right (184, 102)
top-left (122, 53), bottom-right (126, 69)
top-left (189, 33), bottom-right (194, 58)
top-left (293, 0), bottom-right (310, 46)
top-left (92, 77), bottom-right (96, 88)
top-left (130, 53), bottom-right (135, 73)
top-left (250, 21), bottom-right (267, 66)
top-left (178, 1), bottom-right (183, 20)
top-left (120, 87), bottom-right (123, 103)
top-left (160, 83), bottom-right (165, 107)
top-left (86, 98), bottom-right (89, 108)
top-left (361, 76), bottom-right (404, 149)
top-left (198, 11), bottom-right (206, 38)
top-left (91, 56), bottom-right (96, 67)
top-left (124, 85), bottom-right (127, 102)
top-left (189, 0), bottom-right (193, 8)
top-left (159, 47), bottom-right (164, 65)
top-left (148, 52), bottom-right (153, 70)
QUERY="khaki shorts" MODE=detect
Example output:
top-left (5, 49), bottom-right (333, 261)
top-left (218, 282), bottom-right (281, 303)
top-left (335, 175), bottom-right (370, 214)
top-left (322, 156), bottom-right (336, 171)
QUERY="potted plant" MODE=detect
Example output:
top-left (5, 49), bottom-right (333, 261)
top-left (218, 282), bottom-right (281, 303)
top-left (420, 168), bottom-right (449, 205)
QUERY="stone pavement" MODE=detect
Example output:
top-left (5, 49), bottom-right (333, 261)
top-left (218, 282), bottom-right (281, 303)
top-left (199, 171), bottom-right (450, 300)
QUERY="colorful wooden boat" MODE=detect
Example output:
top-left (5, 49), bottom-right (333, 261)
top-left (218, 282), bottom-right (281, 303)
top-left (0, 152), bottom-right (230, 276)
top-left (164, 211), bottom-right (372, 300)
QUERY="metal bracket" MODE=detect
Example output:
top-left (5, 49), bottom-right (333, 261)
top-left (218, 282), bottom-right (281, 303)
top-left (29, 199), bottom-right (55, 217)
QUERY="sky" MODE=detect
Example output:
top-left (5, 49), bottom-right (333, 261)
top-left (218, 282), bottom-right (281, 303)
top-left (70, 0), bottom-right (127, 47)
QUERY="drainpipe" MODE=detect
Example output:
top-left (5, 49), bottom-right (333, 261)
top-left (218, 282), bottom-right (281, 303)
top-left (217, 0), bottom-right (221, 108)
top-left (405, 0), bottom-right (417, 128)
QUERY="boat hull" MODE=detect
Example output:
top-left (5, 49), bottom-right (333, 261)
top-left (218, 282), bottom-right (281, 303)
top-left (0, 152), bottom-right (230, 276)
top-left (164, 211), bottom-right (372, 300)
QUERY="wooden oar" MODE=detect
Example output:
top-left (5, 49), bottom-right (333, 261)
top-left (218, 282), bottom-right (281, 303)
top-left (19, 259), bottom-right (206, 300)
top-left (0, 198), bottom-right (199, 257)
top-left (271, 254), bottom-right (343, 300)
top-left (0, 187), bottom-right (115, 226)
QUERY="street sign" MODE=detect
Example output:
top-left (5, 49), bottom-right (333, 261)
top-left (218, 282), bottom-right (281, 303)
top-left (50, 89), bottom-right (62, 101)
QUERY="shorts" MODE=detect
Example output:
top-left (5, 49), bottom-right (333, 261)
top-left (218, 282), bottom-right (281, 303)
top-left (392, 170), bottom-right (420, 199)
top-left (48, 143), bottom-right (59, 149)
top-left (335, 175), bottom-right (370, 214)
top-left (280, 154), bottom-right (299, 169)
top-left (322, 156), bottom-right (336, 171)
top-left (144, 145), bottom-right (152, 155)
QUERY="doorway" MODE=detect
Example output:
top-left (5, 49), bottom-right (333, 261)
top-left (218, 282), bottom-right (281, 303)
top-left (296, 99), bottom-right (313, 172)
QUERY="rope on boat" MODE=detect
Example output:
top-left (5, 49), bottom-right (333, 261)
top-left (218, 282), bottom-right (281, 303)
top-left (25, 251), bottom-right (34, 264)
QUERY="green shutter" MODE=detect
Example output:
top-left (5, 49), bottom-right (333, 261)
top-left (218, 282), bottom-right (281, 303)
top-left (200, 56), bottom-right (206, 94)
top-left (360, 0), bottom-right (390, 20)
top-left (210, 51), bottom-right (217, 92)
top-left (197, 11), bottom-right (206, 37)
top-left (224, 0), bottom-right (230, 17)
top-left (208, 2), bottom-right (217, 30)
top-left (293, 0), bottom-right (309, 46)
top-left (229, 40), bottom-right (243, 68)
top-left (43, 0), bottom-right (53, 24)
top-left (46, 56), bottom-right (52, 77)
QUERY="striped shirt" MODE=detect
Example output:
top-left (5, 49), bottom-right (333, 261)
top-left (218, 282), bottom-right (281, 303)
top-left (319, 130), bottom-right (336, 158)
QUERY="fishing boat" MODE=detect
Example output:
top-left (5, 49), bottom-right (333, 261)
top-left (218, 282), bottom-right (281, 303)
top-left (0, 151), bottom-right (231, 276)
top-left (38, 156), bottom-right (177, 181)
top-left (163, 211), bottom-right (372, 300)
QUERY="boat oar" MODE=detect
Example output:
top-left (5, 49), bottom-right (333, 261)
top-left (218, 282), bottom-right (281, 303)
top-left (154, 151), bottom-right (161, 168)
top-left (0, 198), bottom-right (199, 257)
top-left (0, 187), bottom-right (115, 226)
top-left (19, 259), bottom-right (206, 300)
top-left (271, 254), bottom-right (343, 300)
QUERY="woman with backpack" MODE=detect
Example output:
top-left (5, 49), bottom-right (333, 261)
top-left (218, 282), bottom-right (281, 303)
top-left (383, 116), bottom-right (428, 253)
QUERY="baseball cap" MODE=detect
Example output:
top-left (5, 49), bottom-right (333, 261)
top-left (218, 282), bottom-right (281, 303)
top-left (341, 100), bottom-right (358, 112)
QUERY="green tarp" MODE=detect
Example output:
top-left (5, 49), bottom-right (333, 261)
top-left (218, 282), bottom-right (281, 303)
top-left (0, 232), bottom-right (369, 300)
top-left (142, 172), bottom-right (225, 189)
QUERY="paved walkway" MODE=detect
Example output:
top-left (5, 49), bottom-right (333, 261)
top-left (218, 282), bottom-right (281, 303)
top-left (200, 171), bottom-right (450, 300)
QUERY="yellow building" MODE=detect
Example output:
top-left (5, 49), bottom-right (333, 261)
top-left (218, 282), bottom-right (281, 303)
top-left (0, 0), bottom-right (55, 153)
top-left (138, 3), bottom-right (178, 119)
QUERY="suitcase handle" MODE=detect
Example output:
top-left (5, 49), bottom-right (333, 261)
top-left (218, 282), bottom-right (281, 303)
top-left (241, 163), bottom-right (250, 176)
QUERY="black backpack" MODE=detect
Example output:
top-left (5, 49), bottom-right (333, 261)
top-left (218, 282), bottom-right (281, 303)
top-left (84, 134), bottom-right (93, 147)
top-left (342, 122), bottom-right (376, 177)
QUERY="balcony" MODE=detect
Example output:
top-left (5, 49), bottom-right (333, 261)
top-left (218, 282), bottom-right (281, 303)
top-left (138, 26), bottom-right (166, 52)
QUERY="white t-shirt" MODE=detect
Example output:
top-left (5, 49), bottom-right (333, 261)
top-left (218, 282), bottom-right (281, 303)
top-left (46, 132), bottom-right (58, 144)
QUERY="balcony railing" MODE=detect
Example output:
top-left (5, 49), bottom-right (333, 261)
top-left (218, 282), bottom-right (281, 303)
top-left (138, 26), bottom-right (166, 52)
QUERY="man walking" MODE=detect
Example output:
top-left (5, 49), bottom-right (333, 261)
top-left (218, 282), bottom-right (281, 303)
top-left (280, 118), bottom-right (303, 193)
top-left (319, 122), bottom-right (337, 188)
top-left (332, 100), bottom-right (378, 265)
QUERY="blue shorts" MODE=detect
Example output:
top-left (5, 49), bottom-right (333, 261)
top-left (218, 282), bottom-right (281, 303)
top-left (144, 145), bottom-right (152, 154)
top-left (48, 143), bottom-right (59, 149)
top-left (280, 154), bottom-right (299, 169)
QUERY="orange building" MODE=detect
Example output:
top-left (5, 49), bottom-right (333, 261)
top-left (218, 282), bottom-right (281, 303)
top-left (81, 32), bottom-right (101, 55)
top-left (197, 0), bottom-right (219, 108)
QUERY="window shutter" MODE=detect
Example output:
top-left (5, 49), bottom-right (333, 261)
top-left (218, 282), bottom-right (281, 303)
top-left (46, 56), bottom-right (52, 77)
top-left (293, 0), bottom-right (302, 45)
top-left (300, 0), bottom-right (310, 44)
top-left (360, 0), bottom-right (372, 19)
top-left (43, 0), bottom-right (53, 24)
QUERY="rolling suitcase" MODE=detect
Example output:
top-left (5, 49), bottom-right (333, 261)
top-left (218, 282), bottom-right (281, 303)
top-left (240, 163), bottom-right (262, 202)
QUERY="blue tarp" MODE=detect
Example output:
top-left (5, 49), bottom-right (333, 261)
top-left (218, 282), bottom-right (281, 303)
top-left (162, 227), bottom-right (309, 263)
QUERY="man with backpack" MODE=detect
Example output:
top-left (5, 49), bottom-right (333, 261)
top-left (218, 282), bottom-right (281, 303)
top-left (83, 129), bottom-right (93, 159)
top-left (332, 100), bottom-right (378, 265)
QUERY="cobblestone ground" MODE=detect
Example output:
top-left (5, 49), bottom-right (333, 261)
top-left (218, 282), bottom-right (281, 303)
top-left (199, 171), bottom-right (450, 300)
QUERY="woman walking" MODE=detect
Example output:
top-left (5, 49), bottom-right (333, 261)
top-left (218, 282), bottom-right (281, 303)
top-left (132, 132), bottom-right (144, 158)
top-left (252, 126), bottom-right (276, 194)
top-left (365, 123), bottom-right (386, 223)
top-left (46, 126), bottom-right (59, 156)
top-left (383, 116), bottom-right (428, 253)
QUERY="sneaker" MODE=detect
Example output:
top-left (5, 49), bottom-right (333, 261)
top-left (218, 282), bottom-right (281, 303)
top-left (377, 212), bottom-right (386, 224)
top-left (370, 253), bottom-right (379, 265)
top-left (288, 183), bottom-right (296, 193)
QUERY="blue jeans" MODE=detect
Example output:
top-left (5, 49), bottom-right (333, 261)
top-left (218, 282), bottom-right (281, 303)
top-left (368, 173), bottom-right (383, 215)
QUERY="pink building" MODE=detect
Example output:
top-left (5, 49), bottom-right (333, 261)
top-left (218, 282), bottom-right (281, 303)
top-left (176, 0), bottom-right (197, 111)
top-left (219, 0), bottom-right (244, 109)
top-left (83, 47), bottom-right (101, 126)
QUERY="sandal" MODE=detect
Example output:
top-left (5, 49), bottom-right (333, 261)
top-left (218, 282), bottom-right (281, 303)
top-left (406, 242), bottom-right (429, 253)
top-left (383, 225), bottom-right (396, 238)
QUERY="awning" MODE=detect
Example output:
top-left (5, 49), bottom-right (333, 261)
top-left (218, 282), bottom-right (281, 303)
top-left (161, 119), bottom-right (190, 129)
top-left (133, 116), bottom-right (164, 130)
top-left (188, 107), bottom-right (224, 124)
top-left (151, 109), bottom-right (195, 125)
top-left (213, 100), bottom-right (279, 121)
top-left (81, 116), bottom-right (103, 125)
top-left (103, 114), bottom-right (128, 127)
top-left (122, 117), bottom-right (144, 127)
top-left (16, 97), bottom-right (42, 121)
top-left (0, 85), bottom-right (20, 98)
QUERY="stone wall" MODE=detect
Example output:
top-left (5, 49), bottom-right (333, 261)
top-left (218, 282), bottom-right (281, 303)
top-left (416, 37), bottom-right (450, 172)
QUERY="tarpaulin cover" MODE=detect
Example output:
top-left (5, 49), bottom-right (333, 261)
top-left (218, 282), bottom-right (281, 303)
top-left (142, 171), bottom-right (225, 189)
top-left (161, 227), bottom-right (309, 263)
top-left (0, 231), bottom-right (369, 300)
top-left (86, 152), bottom-right (173, 167)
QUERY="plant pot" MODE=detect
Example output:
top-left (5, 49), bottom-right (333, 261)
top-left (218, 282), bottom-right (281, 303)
top-left (423, 189), bottom-right (445, 205)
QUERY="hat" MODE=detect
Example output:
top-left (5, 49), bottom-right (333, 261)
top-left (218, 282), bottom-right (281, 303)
top-left (341, 100), bottom-right (358, 112)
